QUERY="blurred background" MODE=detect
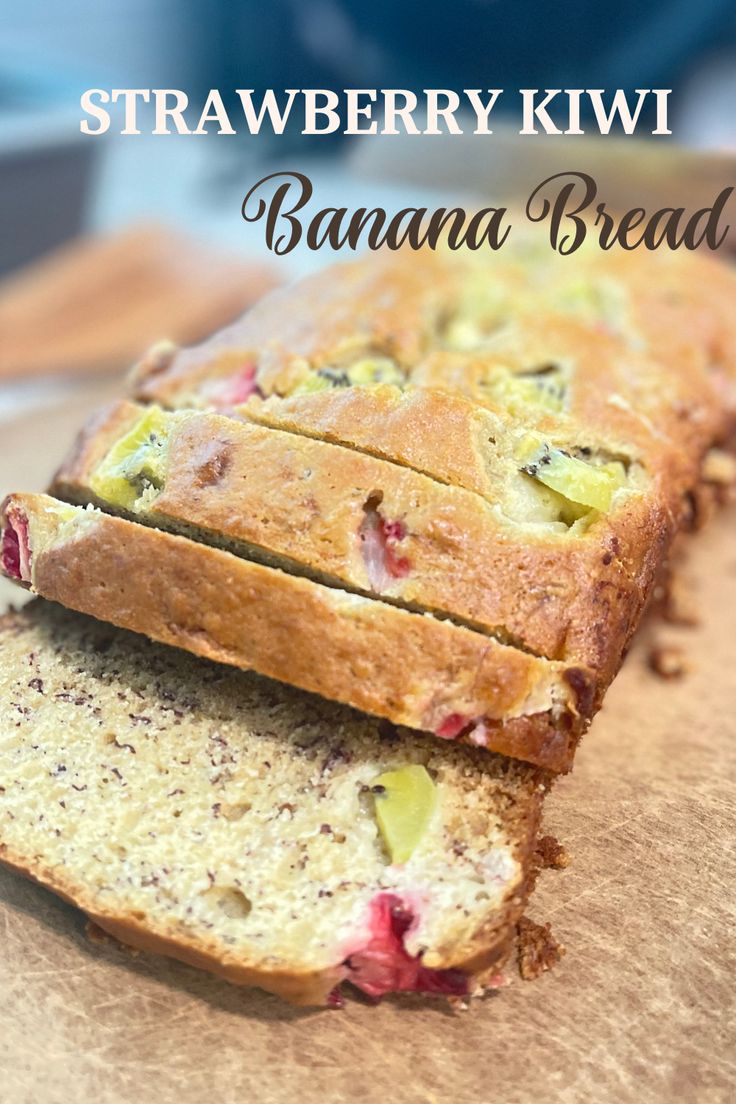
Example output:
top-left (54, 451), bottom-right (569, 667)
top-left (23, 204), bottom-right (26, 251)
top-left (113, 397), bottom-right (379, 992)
top-left (0, 0), bottom-right (735, 423)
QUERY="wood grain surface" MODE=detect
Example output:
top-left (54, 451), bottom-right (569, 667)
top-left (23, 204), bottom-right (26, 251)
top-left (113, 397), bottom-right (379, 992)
top-left (0, 391), bottom-right (734, 1104)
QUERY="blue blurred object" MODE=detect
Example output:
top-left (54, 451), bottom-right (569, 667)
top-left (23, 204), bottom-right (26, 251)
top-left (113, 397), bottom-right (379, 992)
top-left (203, 0), bottom-right (736, 125)
top-left (0, 60), bottom-right (97, 275)
top-left (0, 2), bottom-right (200, 273)
top-left (0, 123), bottom-right (96, 276)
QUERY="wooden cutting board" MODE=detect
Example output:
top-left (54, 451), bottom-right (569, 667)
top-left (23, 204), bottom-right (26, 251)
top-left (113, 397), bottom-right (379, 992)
top-left (0, 391), bottom-right (734, 1104)
top-left (0, 225), bottom-right (277, 381)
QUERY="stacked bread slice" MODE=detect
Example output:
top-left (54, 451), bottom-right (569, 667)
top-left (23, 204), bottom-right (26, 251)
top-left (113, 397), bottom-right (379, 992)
top-left (1, 241), bottom-right (735, 1005)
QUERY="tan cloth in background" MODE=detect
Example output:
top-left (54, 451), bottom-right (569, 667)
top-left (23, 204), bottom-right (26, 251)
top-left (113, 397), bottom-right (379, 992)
top-left (0, 224), bottom-right (277, 381)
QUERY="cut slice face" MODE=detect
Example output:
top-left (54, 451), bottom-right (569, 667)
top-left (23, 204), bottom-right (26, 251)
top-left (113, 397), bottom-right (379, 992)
top-left (90, 406), bottom-right (174, 510)
top-left (0, 602), bottom-right (549, 1007)
top-left (372, 764), bottom-right (438, 865)
top-left (517, 436), bottom-right (628, 513)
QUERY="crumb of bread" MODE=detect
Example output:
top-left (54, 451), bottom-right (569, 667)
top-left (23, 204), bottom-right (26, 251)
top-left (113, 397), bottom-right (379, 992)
top-left (517, 917), bottom-right (565, 980)
top-left (647, 643), bottom-right (689, 680)
top-left (535, 834), bottom-right (570, 870)
top-left (702, 448), bottom-right (736, 489)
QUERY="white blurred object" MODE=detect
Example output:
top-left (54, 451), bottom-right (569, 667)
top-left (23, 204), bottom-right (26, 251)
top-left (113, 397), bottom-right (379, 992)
top-left (677, 50), bottom-right (736, 151)
top-left (350, 121), bottom-right (735, 214)
top-left (0, 378), bottom-right (78, 424)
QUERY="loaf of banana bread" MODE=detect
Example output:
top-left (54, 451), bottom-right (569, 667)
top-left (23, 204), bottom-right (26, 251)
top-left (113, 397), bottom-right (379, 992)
top-left (4, 245), bottom-right (736, 771)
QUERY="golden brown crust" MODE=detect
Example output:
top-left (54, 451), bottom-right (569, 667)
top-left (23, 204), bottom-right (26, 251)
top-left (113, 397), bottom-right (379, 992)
top-left (52, 399), bottom-right (669, 680)
top-left (129, 248), bottom-right (736, 417)
top-left (579, 247), bottom-right (736, 394)
top-left (6, 494), bottom-right (582, 769)
top-left (250, 385), bottom-right (515, 498)
top-left (412, 312), bottom-right (725, 478)
top-left (129, 252), bottom-right (449, 407)
top-left (122, 247), bottom-right (736, 765)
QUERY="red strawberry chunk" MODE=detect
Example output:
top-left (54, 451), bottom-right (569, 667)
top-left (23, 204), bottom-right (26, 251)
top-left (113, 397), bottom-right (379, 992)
top-left (359, 505), bottom-right (411, 591)
top-left (435, 713), bottom-right (471, 740)
top-left (382, 520), bottom-right (407, 542)
top-left (206, 363), bottom-right (262, 407)
top-left (1, 522), bottom-right (20, 579)
top-left (342, 893), bottom-right (469, 1001)
top-left (1, 507), bottom-right (30, 582)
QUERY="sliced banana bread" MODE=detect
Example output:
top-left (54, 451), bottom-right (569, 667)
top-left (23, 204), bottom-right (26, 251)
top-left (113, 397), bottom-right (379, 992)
top-left (0, 601), bottom-right (550, 1007)
top-left (1, 494), bottom-right (584, 769)
top-left (6, 248), bottom-right (736, 776)
top-left (52, 398), bottom-right (665, 683)
top-left (55, 248), bottom-right (736, 759)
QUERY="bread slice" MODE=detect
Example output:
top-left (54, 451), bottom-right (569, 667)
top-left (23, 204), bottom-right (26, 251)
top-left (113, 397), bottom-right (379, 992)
top-left (1, 493), bottom-right (585, 770)
top-left (52, 398), bottom-right (664, 682)
top-left (129, 246), bottom-right (736, 419)
top-left (0, 600), bottom-right (549, 1006)
top-left (127, 247), bottom-right (735, 528)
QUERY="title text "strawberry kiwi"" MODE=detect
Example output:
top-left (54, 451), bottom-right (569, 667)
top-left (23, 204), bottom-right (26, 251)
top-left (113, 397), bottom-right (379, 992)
top-left (79, 88), bottom-right (672, 137)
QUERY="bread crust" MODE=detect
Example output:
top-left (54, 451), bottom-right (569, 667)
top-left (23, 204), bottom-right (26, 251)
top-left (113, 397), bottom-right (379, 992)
top-left (123, 248), bottom-right (736, 756)
top-left (130, 251), bottom-right (455, 406)
top-left (3, 493), bottom-right (584, 769)
top-left (53, 399), bottom-right (669, 681)
top-left (128, 250), bottom-right (736, 509)
top-left (412, 312), bottom-right (727, 472)
top-left (129, 248), bottom-right (736, 416)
